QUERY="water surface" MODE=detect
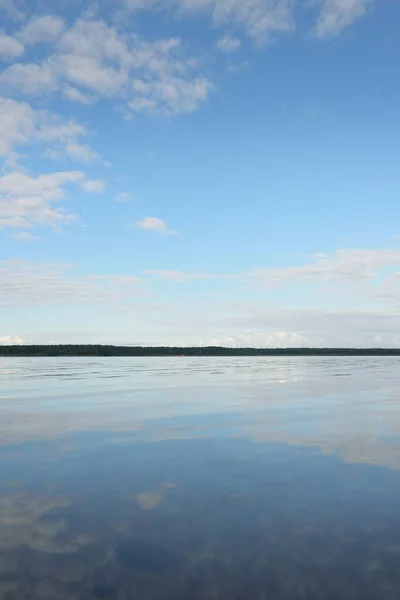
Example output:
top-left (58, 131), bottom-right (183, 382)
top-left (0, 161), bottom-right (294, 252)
top-left (1, 356), bottom-right (400, 599)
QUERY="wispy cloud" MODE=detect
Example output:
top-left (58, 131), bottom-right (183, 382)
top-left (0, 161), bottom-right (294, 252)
top-left (11, 231), bottom-right (38, 242)
top-left (128, 75), bottom-right (213, 117)
top-left (1, 19), bottom-right (214, 117)
top-left (16, 15), bottom-right (66, 45)
top-left (249, 249), bottom-right (400, 286)
top-left (0, 62), bottom-right (59, 94)
top-left (0, 96), bottom-right (105, 166)
top-left (0, 97), bottom-right (109, 171)
top-left (33, 109), bottom-right (106, 165)
top-left (62, 86), bottom-right (95, 105)
top-left (146, 270), bottom-right (212, 281)
top-left (136, 216), bottom-right (178, 235)
top-left (0, 97), bottom-right (35, 157)
top-left (216, 33), bottom-right (241, 53)
top-left (0, 2), bottom-right (372, 128)
top-left (214, 307), bottom-right (400, 348)
top-left (0, 260), bottom-right (143, 307)
top-left (0, 170), bottom-right (102, 229)
top-left (0, 31), bottom-right (24, 59)
top-left (0, 0), bottom-right (25, 21)
top-left (0, 334), bottom-right (25, 345)
top-left (79, 179), bottom-right (106, 193)
top-left (123, 0), bottom-right (295, 43)
top-left (122, 0), bottom-right (372, 42)
top-left (64, 142), bottom-right (104, 164)
top-left (314, 0), bottom-right (373, 38)
top-left (201, 330), bottom-right (308, 348)
top-left (116, 192), bottom-right (132, 202)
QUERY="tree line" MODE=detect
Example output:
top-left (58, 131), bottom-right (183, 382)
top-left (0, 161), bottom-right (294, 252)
top-left (1, 345), bottom-right (400, 357)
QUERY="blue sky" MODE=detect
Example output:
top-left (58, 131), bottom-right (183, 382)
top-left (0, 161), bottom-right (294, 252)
top-left (1, 0), bottom-right (400, 347)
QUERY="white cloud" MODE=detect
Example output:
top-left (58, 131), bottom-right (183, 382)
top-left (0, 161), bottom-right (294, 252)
top-left (129, 75), bottom-right (213, 116)
top-left (81, 2), bottom-right (101, 19)
top-left (2, 150), bottom-right (24, 171)
top-left (216, 307), bottom-right (400, 348)
top-left (65, 142), bottom-right (103, 164)
top-left (0, 97), bottom-right (105, 166)
top-left (0, 62), bottom-right (59, 94)
top-left (59, 19), bottom-right (132, 69)
top-left (56, 54), bottom-right (127, 97)
top-left (116, 192), bottom-right (131, 202)
top-left (146, 270), bottom-right (212, 282)
top-left (9, 2), bottom-right (371, 117)
top-left (216, 33), bottom-right (241, 53)
top-left (60, 21), bottom-right (213, 115)
top-left (249, 249), bottom-right (400, 286)
top-left (0, 0), bottom-right (25, 21)
top-left (0, 335), bottom-right (25, 345)
top-left (11, 231), bottom-right (38, 241)
top-left (314, 0), bottom-right (373, 38)
top-left (122, 0), bottom-right (372, 41)
top-left (62, 86), bottom-right (95, 104)
top-left (34, 115), bottom-right (87, 145)
top-left (17, 15), bottom-right (66, 45)
top-left (79, 178), bottom-right (106, 192)
top-left (0, 260), bottom-right (143, 307)
top-left (0, 31), bottom-right (24, 59)
top-left (53, 19), bottom-right (134, 95)
top-left (123, 0), bottom-right (295, 43)
top-left (134, 247), bottom-right (400, 347)
top-left (0, 170), bottom-right (86, 228)
top-left (1, 18), bottom-right (213, 117)
top-left (0, 97), bottom-right (36, 157)
top-left (136, 216), bottom-right (177, 235)
top-left (201, 331), bottom-right (308, 348)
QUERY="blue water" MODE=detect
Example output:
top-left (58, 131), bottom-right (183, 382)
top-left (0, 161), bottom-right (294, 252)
top-left (1, 357), bottom-right (400, 599)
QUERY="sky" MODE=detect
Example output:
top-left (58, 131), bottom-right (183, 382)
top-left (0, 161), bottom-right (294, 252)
top-left (1, 0), bottom-right (400, 348)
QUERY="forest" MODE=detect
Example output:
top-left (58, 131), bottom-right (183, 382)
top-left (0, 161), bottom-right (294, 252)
top-left (1, 345), bottom-right (400, 356)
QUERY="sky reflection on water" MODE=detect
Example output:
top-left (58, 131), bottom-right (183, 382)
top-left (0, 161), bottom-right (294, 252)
top-left (1, 357), bottom-right (400, 599)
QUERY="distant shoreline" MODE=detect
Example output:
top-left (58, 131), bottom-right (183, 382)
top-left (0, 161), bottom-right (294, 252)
top-left (1, 345), bottom-right (400, 357)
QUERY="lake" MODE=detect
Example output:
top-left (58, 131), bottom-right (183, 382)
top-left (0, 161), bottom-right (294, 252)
top-left (1, 356), bottom-right (400, 599)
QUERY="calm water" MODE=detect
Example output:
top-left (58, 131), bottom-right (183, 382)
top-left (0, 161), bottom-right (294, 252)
top-left (2, 357), bottom-right (400, 599)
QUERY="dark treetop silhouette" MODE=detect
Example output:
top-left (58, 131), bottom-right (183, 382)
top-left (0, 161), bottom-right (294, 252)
top-left (1, 345), bottom-right (400, 356)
